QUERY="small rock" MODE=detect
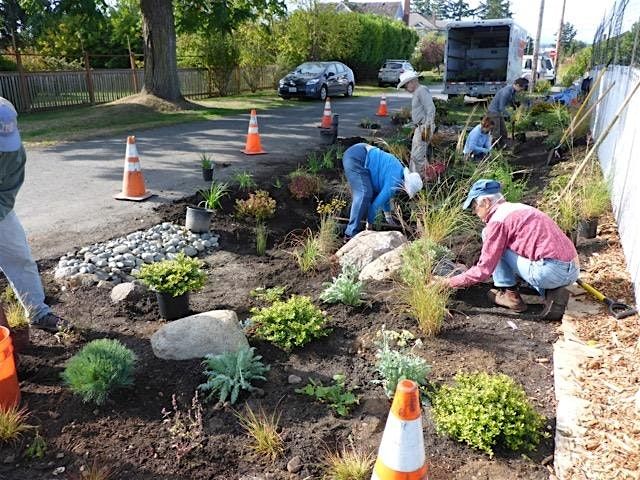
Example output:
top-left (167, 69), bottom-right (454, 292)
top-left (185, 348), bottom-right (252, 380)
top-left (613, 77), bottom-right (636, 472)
top-left (111, 282), bottom-right (145, 303)
top-left (2, 454), bottom-right (15, 464)
top-left (52, 466), bottom-right (66, 476)
top-left (288, 374), bottom-right (302, 384)
top-left (97, 280), bottom-right (111, 289)
top-left (141, 252), bottom-right (155, 263)
top-left (54, 266), bottom-right (79, 280)
top-left (183, 246), bottom-right (198, 257)
top-left (96, 260), bottom-right (108, 268)
top-left (116, 262), bottom-right (125, 268)
top-left (287, 456), bottom-right (303, 473)
top-left (56, 453), bottom-right (65, 459)
top-left (113, 245), bottom-right (129, 255)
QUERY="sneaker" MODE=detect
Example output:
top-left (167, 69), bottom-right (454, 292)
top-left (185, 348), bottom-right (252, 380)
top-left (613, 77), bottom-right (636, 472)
top-left (487, 288), bottom-right (527, 312)
top-left (540, 287), bottom-right (570, 321)
top-left (31, 313), bottom-right (73, 333)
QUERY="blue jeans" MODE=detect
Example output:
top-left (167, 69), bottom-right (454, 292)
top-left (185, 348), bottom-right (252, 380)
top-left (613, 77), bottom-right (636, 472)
top-left (0, 211), bottom-right (51, 322)
top-left (343, 144), bottom-right (373, 237)
top-left (492, 249), bottom-right (579, 296)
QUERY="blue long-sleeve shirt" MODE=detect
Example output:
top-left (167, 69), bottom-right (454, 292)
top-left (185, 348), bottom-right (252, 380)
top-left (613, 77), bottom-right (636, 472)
top-left (365, 147), bottom-right (404, 223)
top-left (488, 85), bottom-right (516, 114)
top-left (463, 124), bottom-right (492, 155)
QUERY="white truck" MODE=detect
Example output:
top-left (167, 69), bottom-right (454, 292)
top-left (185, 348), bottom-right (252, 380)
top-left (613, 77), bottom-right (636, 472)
top-left (443, 19), bottom-right (528, 97)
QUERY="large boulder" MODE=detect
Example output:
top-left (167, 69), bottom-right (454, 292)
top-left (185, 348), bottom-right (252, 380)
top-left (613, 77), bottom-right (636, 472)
top-left (359, 244), bottom-right (407, 281)
top-left (151, 310), bottom-right (249, 360)
top-left (337, 230), bottom-right (407, 271)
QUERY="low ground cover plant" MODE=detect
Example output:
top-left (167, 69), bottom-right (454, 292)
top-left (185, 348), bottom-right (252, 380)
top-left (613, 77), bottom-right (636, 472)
top-left (296, 374), bottom-right (359, 417)
top-left (136, 253), bottom-right (206, 297)
top-left (235, 190), bottom-right (277, 221)
top-left (374, 328), bottom-right (431, 397)
top-left (431, 372), bottom-right (547, 456)
top-left (235, 405), bottom-right (284, 461)
top-left (161, 392), bottom-right (204, 462)
top-left (198, 347), bottom-right (269, 404)
top-left (61, 339), bottom-right (137, 405)
top-left (198, 181), bottom-right (229, 211)
top-left (288, 169), bottom-right (322, 200)
top-left (320, 263), bottom-right (364, 307)
top-left (24, 430), bottom-right (46, 459)
top-left (250, 286), bottom-right (287, 304)
top-left (0, 405), bottom-right (32, 443)
top-left (251, 295), bottom-right (330, 350)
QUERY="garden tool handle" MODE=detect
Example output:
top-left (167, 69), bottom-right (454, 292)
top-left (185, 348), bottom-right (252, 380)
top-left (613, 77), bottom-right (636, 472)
top-left (576, 279), bottom-right (606, 302)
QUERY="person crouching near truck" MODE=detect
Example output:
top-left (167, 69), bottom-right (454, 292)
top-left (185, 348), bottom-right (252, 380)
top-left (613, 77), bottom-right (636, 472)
top-left (487, 78), bottom-right (529, 147)
top-left (435, 179), bottom-right (580, 320)
top-left (342, 143), bottom-right (423, 241)
top-left (463, 116), bottom-right (495, 161)
top-left (397, 71), bottom-right (436, 182)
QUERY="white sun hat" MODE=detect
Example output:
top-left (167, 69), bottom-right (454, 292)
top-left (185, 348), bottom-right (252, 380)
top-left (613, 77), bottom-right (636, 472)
top-left (397, 71), bottom-right (421, 89)
top-left (403, 167), bottom-right (423, 198)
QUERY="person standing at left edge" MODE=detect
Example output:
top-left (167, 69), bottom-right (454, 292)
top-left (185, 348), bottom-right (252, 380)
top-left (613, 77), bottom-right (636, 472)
top-left (0, 97), bottom-right (72, 333)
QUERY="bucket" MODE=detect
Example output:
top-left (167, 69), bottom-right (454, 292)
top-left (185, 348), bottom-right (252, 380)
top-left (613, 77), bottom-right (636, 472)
top-left (578, 218), bottom-right (598, 239)
top-left (0, 326), bottom-right (20, 409)
top-left (156, 292), bottom-right (189, 320)
top-left (319, 114), bottom-right (339, 145)
top-left (185, 206), bottom-right (211, 233)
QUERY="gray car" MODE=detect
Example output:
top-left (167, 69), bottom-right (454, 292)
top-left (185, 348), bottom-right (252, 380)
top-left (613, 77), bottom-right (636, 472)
top-left (378, 60), bottom-right (415, 87)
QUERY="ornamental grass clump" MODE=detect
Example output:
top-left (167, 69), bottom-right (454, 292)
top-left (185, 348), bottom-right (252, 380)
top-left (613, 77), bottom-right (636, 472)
top-left (198, 347), bottom-right (269, 404)
top-left (235, 405), bottom-right (284, 462)
top-left (235, 190), bottom-right (277, 222)
top-left (323, 443), bottom-right (374, 480)
top-left (320, 263), bottom-right (364, 307)
top-left (291, 230), bottom-right (324, 273)
top-left (0, 405), bottom-right (32, 443)
top-left (251, 295), bottom-right (330, 351)
top-left (317, 198), bottom-right (346, 255)
top-left (431, 372), bottom-right (547, 456)
top-left (198, 181), bottom-right (229, 211)
top-left (61, 339), bottom-right (137, 405)
top-left (136, 253), bottom-right (206, 297)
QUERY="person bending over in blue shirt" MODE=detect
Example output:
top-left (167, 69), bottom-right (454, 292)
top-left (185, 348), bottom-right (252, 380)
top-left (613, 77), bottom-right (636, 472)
top-left (342, 143), bottom-right (423, 239)
top-left (463, 116), bottom-right (495, 161)
top-left (487, 77), bottom-right (528, 146)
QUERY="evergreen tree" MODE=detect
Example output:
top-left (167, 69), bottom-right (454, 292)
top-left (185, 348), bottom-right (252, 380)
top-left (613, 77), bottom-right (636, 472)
top-left (478, 0), bottom-right (512, 19)
top-left (441, 0), bottom-right (476, 20)
top-left (412, 0), bottom-right (434, 17)
top-left (559, 22), bottom-right (578, 54)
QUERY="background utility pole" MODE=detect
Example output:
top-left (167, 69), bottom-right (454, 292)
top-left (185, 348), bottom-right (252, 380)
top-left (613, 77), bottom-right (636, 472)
top-left (530, 0), bottom-right (545, 92)
top-left (554, 0), bottom-right (567, 84)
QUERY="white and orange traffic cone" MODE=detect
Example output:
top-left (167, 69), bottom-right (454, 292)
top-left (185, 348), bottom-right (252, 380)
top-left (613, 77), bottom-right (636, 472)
top-left (114, 136), bottom-right (153, 201)
top-left (319, 97), bottom-right (333, 128)
top-left (242, 109), bottom-right (266, 155)
top-left (371, 379), bottom-right (428, 480)
top-left (376, 96), bottom-right (388, 117)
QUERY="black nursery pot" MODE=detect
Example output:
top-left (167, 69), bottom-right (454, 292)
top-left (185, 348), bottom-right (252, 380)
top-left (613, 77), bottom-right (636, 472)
top-left (202, 167), bottom-right (214, 182)
top-left (156, 292), bottom-right (190, 320)
top-left (578, 218), bottom-right (598, 239)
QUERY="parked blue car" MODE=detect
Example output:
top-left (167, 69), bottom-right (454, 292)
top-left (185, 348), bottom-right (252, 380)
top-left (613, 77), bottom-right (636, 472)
top-left (278, 61), bottom-right (355, 101)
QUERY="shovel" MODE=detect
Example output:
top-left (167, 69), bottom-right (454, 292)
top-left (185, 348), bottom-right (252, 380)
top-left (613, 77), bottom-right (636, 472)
top-left (576, 279), bottom-right (638, 319)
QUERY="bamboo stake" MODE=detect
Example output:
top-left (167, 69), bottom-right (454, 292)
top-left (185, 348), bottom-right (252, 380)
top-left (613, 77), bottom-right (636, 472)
top-left (569, 67), bottom-right (608, 130)
top-left (559, 79), bottom-right (640, 199)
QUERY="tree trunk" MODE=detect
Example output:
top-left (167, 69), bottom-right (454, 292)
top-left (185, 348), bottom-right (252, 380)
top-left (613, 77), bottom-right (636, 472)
top-left (140, 0), bottom-right (182, 101)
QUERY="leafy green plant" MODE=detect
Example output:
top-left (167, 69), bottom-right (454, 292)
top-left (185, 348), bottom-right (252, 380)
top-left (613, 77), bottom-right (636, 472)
top-left (533, 80), bottom-right (551, 94)
top-left (272, 177), bottom-right (283, 189)
top-left (255, 223), bottom-right (268, 256)
top-left (200, 153), bottom-right (213, 169)
top-left (359, 117), bottom-right (380, 129)
top-left (250, 286), bottom-right (287, 304)
top-left (198, 181), bottom-right (229, 211)
top-left (374, 327), bottom-right (431, 398)
top-left (136, 253), bottom-right (206, 297)
top-left (296, 374), bottom-right (359, 417)
top-left (0, 405), bottom-right (32, 443)
top-left (400, 238), bottom-right (452, 284)
top-left (320, 263), bottom-right (364, 307)
top-left (321, 149), bottom-right (335, 170)
top-left (473, 156), bottom-right (526, 203)
top-left (236, 405), bottom-right (284, 461)
top-left (161, 392), bottom-right (204, 462)
top-left (251, 295), bottom-right (330, 350)
top-left (431, 372), bottom-right (547, 456)
top-left (323, 442), bottom-right (374, 480)
top-left (307, 152), bottom-right (323, 174)
top-left (198, 347), bottom-right (269, 404)
top-left (235, 190), bottom-right (277, 221)
top-left (288, 170), bottom-right (322, 200)
top-left (234, 171), bottom-right (257, 191)
top-left (24, 430), bottom-right (47, 459)
top-left (61, 339), bottom-right (137, 405)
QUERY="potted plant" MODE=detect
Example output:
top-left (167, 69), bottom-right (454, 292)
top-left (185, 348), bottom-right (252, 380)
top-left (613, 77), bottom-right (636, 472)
top-left (200, 153), bottom-right (214, 182)
top-left (136, 253), bottom-right (207, 320)
top-left (576, 178), bottom-right (609, 239)
top-left (186, 181), bottom-right (229, 233)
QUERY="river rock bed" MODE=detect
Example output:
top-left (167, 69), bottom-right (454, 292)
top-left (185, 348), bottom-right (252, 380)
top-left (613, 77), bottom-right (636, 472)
top-left (53, 222), bottom-right (219, 284)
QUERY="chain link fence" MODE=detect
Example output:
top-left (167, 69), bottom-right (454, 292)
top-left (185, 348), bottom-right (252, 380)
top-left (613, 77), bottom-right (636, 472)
top-left (592, 0), bottom-right (640, 67)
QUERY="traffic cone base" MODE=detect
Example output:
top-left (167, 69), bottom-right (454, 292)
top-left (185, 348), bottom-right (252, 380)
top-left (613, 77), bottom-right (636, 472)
top-left (319, 98), bottom-right (333, 128)
top-left (242, 109), bottom-right (266, 155)
top-left (376, 96), bottom-right (388, 117)
top-left (115, 136), bottom-right (153, 201)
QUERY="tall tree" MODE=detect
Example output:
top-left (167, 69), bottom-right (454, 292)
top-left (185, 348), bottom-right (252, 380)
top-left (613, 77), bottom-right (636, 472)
top-left (411, 0), bottom-right (434, 17)
top-left (440, 0), bottom-right (476, 20)
top-left (559, 22), bottom-right (577, 51)
top-left (0, 0), bottom-right (26, 48)
top-left (478, 0), bottom-right (512, 19)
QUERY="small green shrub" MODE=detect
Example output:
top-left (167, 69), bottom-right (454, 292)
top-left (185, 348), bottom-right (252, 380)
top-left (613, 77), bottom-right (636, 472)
top-left (198, 347), bottom-right (269, 404)
top-left (474, 157), bottom-right (526, 203)
top-left (431, 372), bottom-right (547, 456)
top-left (296, 374), bottom-right (359, 417)
top-left (251, 295), bottom-right (330, 350)
top-left (533, 80), bottom-right (551, 94)
top-left (288, 171), bottom-right (322, 200)
top-left (198, 181), bottom-right (229, 210)
top-left (136, 253), bottom-right (206, 297)
top-left (321, 149), bottom-right (335, 170)
top-left (235, 190), bottom-right (277, 221)
top-left (320, 263), bottom-right (364, 307)
top-left (374, 328), bottom-right (431, 398)
top-left (250, 286), bottom-right (287, 304)
top-left (61, 339), bottom-right (137, 405)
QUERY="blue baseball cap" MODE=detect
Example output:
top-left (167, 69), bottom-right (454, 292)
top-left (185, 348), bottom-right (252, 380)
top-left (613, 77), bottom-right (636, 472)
top-left (0, 98), bottom-right (21, 152)
top-left (463, 179), bottom-right (502, 209)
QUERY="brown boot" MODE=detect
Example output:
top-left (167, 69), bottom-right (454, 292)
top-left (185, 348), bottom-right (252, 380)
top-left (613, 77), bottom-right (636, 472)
top-left (540, 287), bottom-right (570, 321)
top-left (487, 288), bottom-right (527, 312)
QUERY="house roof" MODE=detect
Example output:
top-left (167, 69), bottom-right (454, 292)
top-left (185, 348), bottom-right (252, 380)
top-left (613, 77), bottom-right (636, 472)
top-left (409, 12), bottom-right (448, 31)
top-left (352, 1), bottom-right (403, 18)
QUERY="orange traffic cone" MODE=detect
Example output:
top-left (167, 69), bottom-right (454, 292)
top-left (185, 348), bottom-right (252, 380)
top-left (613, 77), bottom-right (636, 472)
top-left (319, 97), bottom-right (333, 128)
top-left (242, 109), bottom-right (266, 155)
top-left (371, 379), bottom-right (428, 480)
top-left (376, 96), bottom-right (388, 117)
top-left (114, 136), bottom-right (153, 201)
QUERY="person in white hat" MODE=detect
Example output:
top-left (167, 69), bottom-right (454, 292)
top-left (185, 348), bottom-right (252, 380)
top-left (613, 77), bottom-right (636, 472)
top-left (342, 143), bottom-right (423, 239)
top-left (0, 97), bottom-right (71, 333)
top-left (397, 71), bottom-right (436, 182)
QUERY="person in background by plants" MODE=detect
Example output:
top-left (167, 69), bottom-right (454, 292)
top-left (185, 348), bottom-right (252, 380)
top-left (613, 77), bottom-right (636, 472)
top-left (397, 71), bottom-right (435, 182)
top-left (0, 97), bottom-right (71, 333)
top-left (437, 179), bottom-right (579, 319)
top-left (487, 78), bottom-right (529, 147)
top-left (463, 116), bottom-right (495, 161)
top-left (342, 143), bottom-right (423, 240)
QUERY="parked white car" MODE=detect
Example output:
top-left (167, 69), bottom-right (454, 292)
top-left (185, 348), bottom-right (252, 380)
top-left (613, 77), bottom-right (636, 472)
top-left (522, 55), bottom-right (556, 83)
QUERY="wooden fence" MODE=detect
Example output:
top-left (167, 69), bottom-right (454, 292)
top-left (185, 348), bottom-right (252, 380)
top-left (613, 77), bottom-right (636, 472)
top-left (0, 65), bottom-right (282, 112)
